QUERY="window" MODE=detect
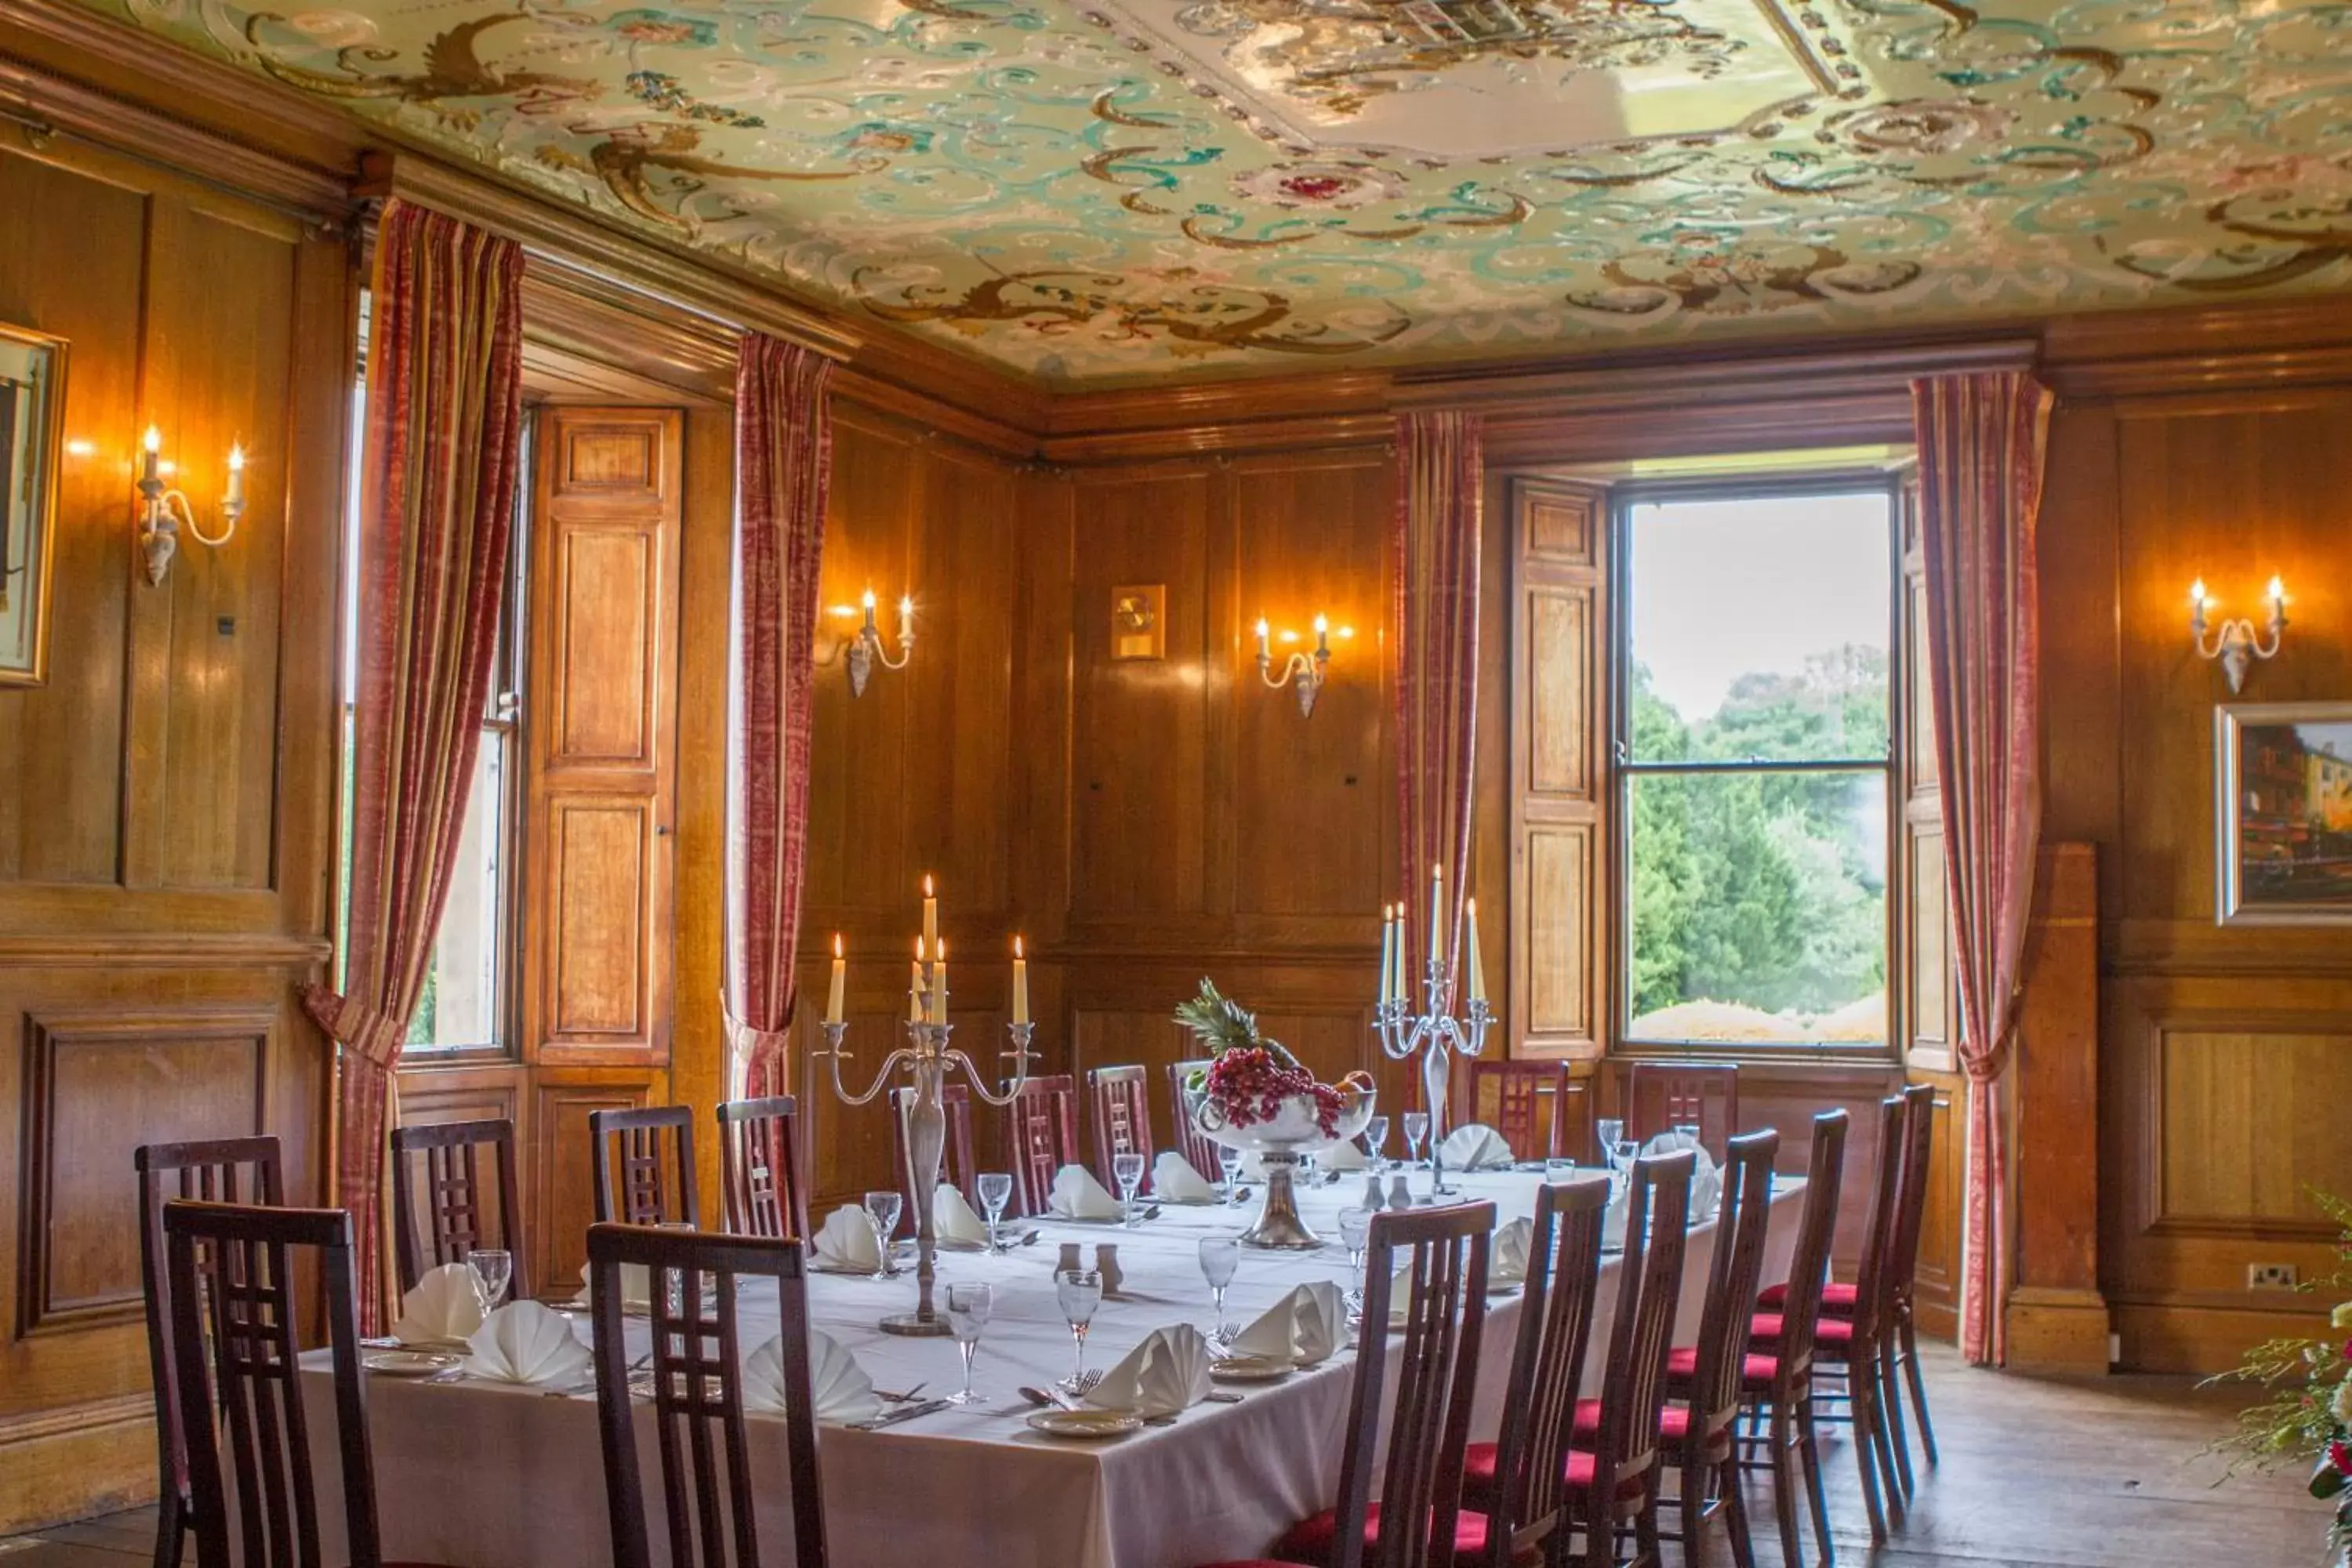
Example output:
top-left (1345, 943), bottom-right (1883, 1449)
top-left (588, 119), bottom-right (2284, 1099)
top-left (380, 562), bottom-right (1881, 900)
top-left (335, 325), bottom-right (529, 1054)
top-left (1615, 480), bottom-right (1896, 1050)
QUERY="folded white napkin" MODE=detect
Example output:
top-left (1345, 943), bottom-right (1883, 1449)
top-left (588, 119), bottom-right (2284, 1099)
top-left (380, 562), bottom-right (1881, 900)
top-left (1439, 1123), bottom-right (1515, 1171)
top-left (1085, 1324), bottom-right (1211, 1419)
top-left (1688, 1163), bottom-right (1723, 1223)
top-left (1049, 1163), bottom-right (1126, 1221)
top-left (1602, 1194), bottom-right (1631, 1250)
top-left (459, 1301), bottom-right (590, 1385)
top-left (576, 1258), bottom-right (654, 1312)
top-left (392, 1262), bottom-right (487, 1346)
top-left (745, 1330), bottom-right (881, 1425)
top-left (1229, 1280), bottom-right (1347, 1365)
top-left (1492, 1217), bottom-right (1534, 1285)
top-left (1322, 1138), bottom-right (1367, 1172)
top-left (811, 1204), bottom-right (884, 1272)
top-left (1151, 1150), bottom-right (1217, 1203)
top-left (934, 1183), bottom-right (993, 1249)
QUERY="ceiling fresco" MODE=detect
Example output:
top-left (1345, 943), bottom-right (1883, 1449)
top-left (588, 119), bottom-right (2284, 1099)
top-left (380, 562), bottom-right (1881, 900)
top-left (86, 0), bottom-right (2352, 384)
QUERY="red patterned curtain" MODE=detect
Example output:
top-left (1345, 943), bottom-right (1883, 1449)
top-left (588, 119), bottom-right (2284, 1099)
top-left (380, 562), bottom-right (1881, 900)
top-left (1393, 411), bottom-right (1485, 1072)
top-left (726, 333), bottom-right (834, 1101)
top-left (303, 201), bottom-right (524, 1330)
top-left (1913, 368), bottom-right (2053, 1367)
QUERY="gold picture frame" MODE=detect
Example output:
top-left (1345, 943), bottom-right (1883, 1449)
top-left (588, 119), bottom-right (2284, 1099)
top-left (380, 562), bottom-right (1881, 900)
top-left (2215, 702), bottom-right (2352, 926)
top-left (0, 321), bottom-right (67, 688)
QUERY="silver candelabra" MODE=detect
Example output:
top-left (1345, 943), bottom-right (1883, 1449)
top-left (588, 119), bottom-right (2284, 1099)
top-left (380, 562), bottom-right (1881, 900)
top-left (815, 1014), bottom-right (1036, 1335)
top-left (1374, 953), bottom-right (1493, 1196)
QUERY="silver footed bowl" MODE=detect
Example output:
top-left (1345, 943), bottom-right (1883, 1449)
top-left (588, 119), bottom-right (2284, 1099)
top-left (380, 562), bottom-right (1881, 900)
top-left (1182, 1070), bottom-right (1376, 1249)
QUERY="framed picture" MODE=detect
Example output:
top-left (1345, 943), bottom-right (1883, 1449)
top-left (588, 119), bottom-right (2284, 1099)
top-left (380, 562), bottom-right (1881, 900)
top-left (2216, 702), bottom-right (2352, 925)
top-left (0, 321), bottom-right (67, 688)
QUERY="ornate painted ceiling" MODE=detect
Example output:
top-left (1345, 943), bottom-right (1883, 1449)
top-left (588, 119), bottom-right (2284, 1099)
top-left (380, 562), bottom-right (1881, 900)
top-left (88, 0), bottom-right (2352, 384)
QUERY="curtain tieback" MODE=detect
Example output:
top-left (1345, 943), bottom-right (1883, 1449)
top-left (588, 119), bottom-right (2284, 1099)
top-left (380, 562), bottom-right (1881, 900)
top-left (301, 983), bottom-right (407, 1072)
top-left (724, 1006), bottom-right (793, 1065)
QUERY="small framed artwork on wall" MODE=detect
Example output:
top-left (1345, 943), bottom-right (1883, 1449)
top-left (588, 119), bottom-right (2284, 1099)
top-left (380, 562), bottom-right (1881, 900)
top-left (1, 321), bottom-right (67, 688)
top-left (2216, 702), bottom-right (2352, 925)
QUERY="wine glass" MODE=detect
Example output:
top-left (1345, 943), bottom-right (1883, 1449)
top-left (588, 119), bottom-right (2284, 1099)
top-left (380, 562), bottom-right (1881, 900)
top-left (945, 1283), bottom-right (993, 1406)
top-left (1336, 1207), bottom-right (1374, 1310)
top-left (862, 1190), bottom-right (903, 1281)
top-left (1217, 1145), bottom-right (1245, 1207)
top-left (1197, 1238), bottom-right (1238, 1347)
top-left (1610, 1140), bottom-right (1640, 1200)
top-left (1364, 1115), bottom-right (1391, 1173)
top-left (1055, 1269), bottom-right (1104, 1392)
top-left (468, 1248), bottom-right (513, 1312)
top-left (1596, 1118), bottom-right (1624, 1162)
top-left (976, 1171), bottom-right (1013, 1252)
top-left (1402, 1111), bottom-right (1430, 1170)
top-left (1112, 1152), bottom-right (1146, 1228)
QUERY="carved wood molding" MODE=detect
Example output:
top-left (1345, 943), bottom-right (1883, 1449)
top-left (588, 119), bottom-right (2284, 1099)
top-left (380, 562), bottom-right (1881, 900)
top-left (0, 1392), bottom-right (153, 1448)
top-left (0, 933), bottom-right (332, 967)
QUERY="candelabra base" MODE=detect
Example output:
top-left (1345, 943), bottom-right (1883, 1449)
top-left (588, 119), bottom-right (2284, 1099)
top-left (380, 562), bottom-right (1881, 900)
top-left (879, 1311), bottom-right (953, 1338)
top-left (1239, 1154), bottom-right (1323, 1250)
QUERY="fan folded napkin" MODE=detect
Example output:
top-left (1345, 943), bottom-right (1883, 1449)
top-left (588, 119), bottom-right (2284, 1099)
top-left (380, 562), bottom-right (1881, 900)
top-left (1687, 1163), bottom-right (1724, 1224)
top-left (392, 1263), bottom-right (487, 1346)
top-left (1602, 1194), bottom-right (1631, 1251)
top-left (577, 1258), bottom-right (655, 1312)
top-left (1229, 1280), bottom-right (1346, 1365)
top-left (459, 1302), bottom-right (590, 1385)
top-left (1439, 1123), bottom-right (1515, 1171)
top-left (1492, 1217), bottom-right (1534, 1286)
top-left (1151, 1151), bottom-right (1217, 1203)
top-left (1048, 1164), bottom-right (1127, 1221)
top-left (745, 1330), bottom-right (881, 1425)
top-left (934, 1184), bottom-right (994, 1249)
top-left (811, 1205), bottom-right (885, 1272)
top-left (1084, 1324), bottom-right (1212, 1418)
top-left (1321, 1138), bottom-right (1367, 1172)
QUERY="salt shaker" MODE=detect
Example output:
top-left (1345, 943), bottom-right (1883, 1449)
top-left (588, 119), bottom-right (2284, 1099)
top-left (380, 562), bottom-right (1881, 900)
top-left (1056, 1241), bottom-right (1083, 1275)
top-left (1362, 1171), bottom-right (1387, 1212)
top-left (1094, 1243), bottom-right (1124, 1298)
top-left (1388, 1172), bottom-right (1413, 1210)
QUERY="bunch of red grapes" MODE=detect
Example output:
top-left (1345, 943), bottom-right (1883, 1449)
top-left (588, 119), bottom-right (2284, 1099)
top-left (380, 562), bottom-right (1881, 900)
top-left (1204, 1047), bottom-right (1342, 1138)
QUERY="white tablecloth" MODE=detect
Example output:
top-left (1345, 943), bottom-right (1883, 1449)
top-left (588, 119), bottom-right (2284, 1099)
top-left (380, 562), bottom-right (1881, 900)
top-left (304, 1171), bottom-right (1800, 1568)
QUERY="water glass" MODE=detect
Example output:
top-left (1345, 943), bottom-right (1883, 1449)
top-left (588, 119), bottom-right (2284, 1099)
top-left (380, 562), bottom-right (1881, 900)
top-left (1112, 1151), bottom-right (1146, 1227)
top-left (1197, 1238), bottom-right (1238, 1345)
top-left (1544, 1158), bottom-right (1577, 1186)
top-left (468, 1248), bottom-right (513, 1312)
top-left (1055, 1269), bottom-right (1103, 1392)
top-left (1336, 1207), bottom-right (1374, 1308)
top-left (945, 1283), bottom-right (994, 1406)
top-left (1217, 1145), bottom-right (1245, 1207)
top-left (862, 1190), bottom-right (903, 1281)
top-left (1402, 1111), bottom-right (1430, 1170)
top-left (976, 1171), bottom-right (1013, 1252)
top-left (1364, 1115), bottom-right (1391, 1173)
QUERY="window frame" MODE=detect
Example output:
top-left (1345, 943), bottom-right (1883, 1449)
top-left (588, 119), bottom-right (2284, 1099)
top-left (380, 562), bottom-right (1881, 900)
top-left (1605, 468), bottom-right (1905, 1062)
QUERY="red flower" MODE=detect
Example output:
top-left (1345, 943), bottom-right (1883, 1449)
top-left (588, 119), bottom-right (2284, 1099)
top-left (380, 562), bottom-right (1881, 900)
top-left (2341, 1337), bottom-right (2352, 1362)
top-left (2333, 1439), bottom-right (2352, 1476)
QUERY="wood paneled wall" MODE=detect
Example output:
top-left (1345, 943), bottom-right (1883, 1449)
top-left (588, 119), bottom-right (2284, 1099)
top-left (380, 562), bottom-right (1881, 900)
top-left (0, 134), bottom-right (352, 1528)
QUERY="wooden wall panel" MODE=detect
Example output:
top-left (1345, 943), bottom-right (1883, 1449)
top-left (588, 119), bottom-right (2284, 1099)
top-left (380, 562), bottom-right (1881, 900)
top-left (528, 1072), bottom-right (660, 1289)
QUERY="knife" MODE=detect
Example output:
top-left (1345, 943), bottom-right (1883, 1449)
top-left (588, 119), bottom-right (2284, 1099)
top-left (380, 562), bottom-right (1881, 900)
top-left (848, 1397), bottom-right (952, 1431)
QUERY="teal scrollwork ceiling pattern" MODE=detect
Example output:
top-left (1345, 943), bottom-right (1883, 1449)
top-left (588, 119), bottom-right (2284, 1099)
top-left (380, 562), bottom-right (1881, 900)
top-left (93, 0), bottom-right (2352, 383)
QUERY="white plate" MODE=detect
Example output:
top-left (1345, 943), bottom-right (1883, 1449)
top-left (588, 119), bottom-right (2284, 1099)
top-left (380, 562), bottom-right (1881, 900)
top-left (365, 1350), bottom-right (458, 1377)
top-left (1026, 1409), bottom-right (1142, 1440)
top-left (1207, 1356), bottom-right (1292, 1383)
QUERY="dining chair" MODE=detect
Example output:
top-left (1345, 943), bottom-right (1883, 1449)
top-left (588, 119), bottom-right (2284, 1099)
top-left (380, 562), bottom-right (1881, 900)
top-left (389, 1118), bottom-right (528, 1299)
top-left (1468, 1059), bottom-right (1571, 1162)
top-left (891, 1082), bottom-right (977, 1235)
top-left (1003, 1073), bottom-right (1080, 1217)
top-left (1459, 1177), bottom-right (1611, 1567)
top-left (134, 1135), bottom-right (285, 1568)
top-left (717, 1095), bottom-right (809, 1240)
top-left (1087, 1064), bottom-right (1155, 1187)
top-left (1168, 1058), bottom-right (1221, 1181)
top-left (1624, 1062), bottom-right (1740, 1161)
top-left (589, 1105), bottom-right (700, 1227)
top-left (586, 1223), bottom-right (829, 1568)
top-left (1737, 1109), bottom-right (1848, 1568)
top-left (161, 1199), bottom-right (437, 1568)
top-left (1195, 1200), bottom-right (1504, 1568)
top-left (1878, 1083), bottom-right (1940, 1497)
top-left (1656, 1129), bottom-right (1779, 1568)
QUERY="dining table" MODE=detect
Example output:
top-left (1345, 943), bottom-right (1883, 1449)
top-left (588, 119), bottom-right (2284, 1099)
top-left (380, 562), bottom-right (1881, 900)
top-left (300, 1166), bottom-right (1803, 1568)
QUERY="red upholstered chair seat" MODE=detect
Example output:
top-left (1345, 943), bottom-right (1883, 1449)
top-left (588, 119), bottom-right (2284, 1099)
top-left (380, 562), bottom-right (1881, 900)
top-left (1748, 1312), bottom-right (1853, 1349)
top-left (1460, 1430), bottom-right (1656, 1515)
top-left (1664, 1343), bottom-right (1782, 1392)
top-left (1264, 1502), bottom-right (1537, 1568)
top-left (1757, 1279), bottom-right (1859, 1315)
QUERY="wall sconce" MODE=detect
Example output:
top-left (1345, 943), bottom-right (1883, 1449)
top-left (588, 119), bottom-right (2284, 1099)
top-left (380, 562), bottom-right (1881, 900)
top-left (136, 426), bottom-right (245, 586)
top-left (1255, 613), bottom-right (1349, 717)
top-left (833, 587), bottom-right (913, 697)
top-left (2190, 575), bottom-right (2288, 692)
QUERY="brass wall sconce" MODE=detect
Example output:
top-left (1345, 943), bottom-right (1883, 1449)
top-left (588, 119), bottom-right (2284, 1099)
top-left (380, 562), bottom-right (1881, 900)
top-left (835, 587), bottom-right (913, 697)
top-left (1255, 613), bottom-right (1348, 717)
top-left (2190, 575), bottom-right (2288, 692)
top-left (136, 426), bottom-right (245, 586)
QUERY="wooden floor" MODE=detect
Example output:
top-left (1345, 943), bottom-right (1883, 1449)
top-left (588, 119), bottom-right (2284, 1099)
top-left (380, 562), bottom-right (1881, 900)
top-left (0, 1343), bottom-right (2327, 1567)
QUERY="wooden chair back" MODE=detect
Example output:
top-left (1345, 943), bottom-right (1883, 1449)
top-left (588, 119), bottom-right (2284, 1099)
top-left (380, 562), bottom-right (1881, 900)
top-left (1846, 1094), bottom-right (1908, 1341)
top-left (1886, 1083), bottom-right (1936, 1313)
top-left (136, 1134), bottom-right (285, 1564)
top-left (1685, 1129), bottom-right (1782, 1440)
top-left (389, 1118), bottom-right (527, 1299)
top-left (890, 1083), bottom-right (976, 1234)
top-left (717, 1096), bottom-right (808, 1241)
top-left (1582, 1152), bottom-right (1697, 1520)
top-left (1484, 1177), bottom-right (1610, 1566)
top-left (586, 1223), bottom-right (828, 1568)
top-left (1335, 1200), bottom-right (1495, 1568)
top-left (1002, 1074), bottom-right (1079, 1217)
top-left (590, 1105), bottom-right (701, 1227)
top-left (1770, 1110), bottom-right (1851, 1383)
top-left (1086, 1065), bottom-right (1154, 1187)
top-left (162, 1200), bottom-right (381, 1568)
top-left (1468, 1059), bottom-right (1570, 1161)
top-left (1167, 1059), bottom-right (1220, 1181)
top-left (1626, 1062), bottom-right (1740, 1161)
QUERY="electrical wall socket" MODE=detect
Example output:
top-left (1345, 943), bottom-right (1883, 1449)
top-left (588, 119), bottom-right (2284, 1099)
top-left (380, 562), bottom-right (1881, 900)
top-left (2248, 1262), bottom-right (2299, 1290)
